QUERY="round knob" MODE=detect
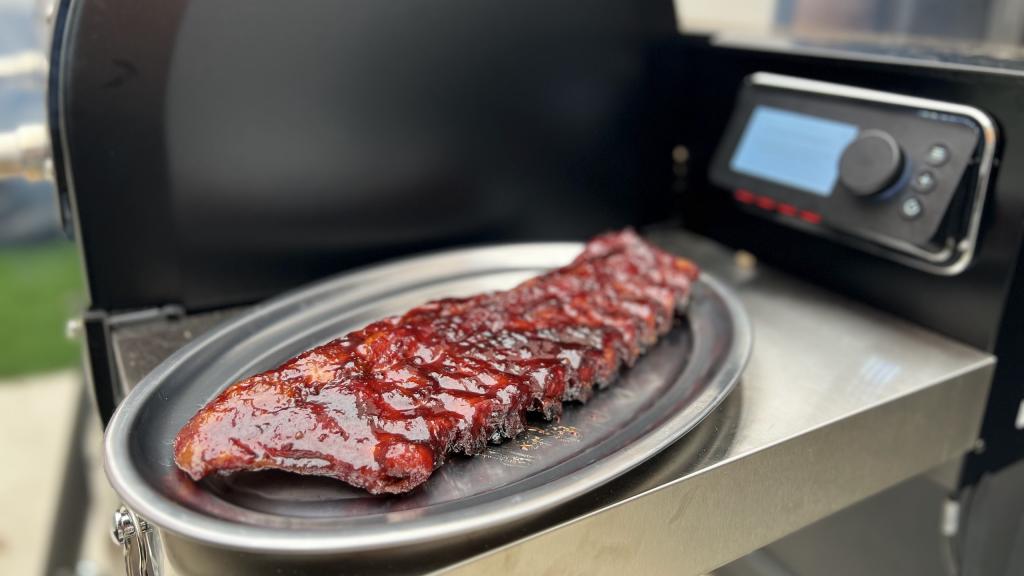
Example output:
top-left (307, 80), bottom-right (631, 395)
top-left (838, 130), bottom-right (904, 197)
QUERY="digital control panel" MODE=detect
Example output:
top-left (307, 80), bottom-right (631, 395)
top-left (710, 73), bottom-right (997, 275)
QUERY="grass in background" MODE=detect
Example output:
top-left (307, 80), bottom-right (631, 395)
top-left (0, 241), bottom-right (83, 377)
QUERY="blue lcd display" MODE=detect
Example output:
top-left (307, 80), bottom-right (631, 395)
top-left (730, 106), bottom-right (859, 196)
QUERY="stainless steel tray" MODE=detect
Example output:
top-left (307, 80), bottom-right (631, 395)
top-left (103, 242), bottom-right (750, 573)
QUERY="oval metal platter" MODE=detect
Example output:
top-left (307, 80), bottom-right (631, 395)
top-left (104, 242), bottom-right (751, 556)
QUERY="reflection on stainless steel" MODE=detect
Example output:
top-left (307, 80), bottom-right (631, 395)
top-left (103, 241), bottom-right (749, 575)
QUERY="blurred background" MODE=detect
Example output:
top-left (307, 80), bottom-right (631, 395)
top-left (0, 0), bottom-right (78, 379)
top-left (2, 0), bottom-right (1024, 574)
top-left (681, 0), bottom-right (1024, 41)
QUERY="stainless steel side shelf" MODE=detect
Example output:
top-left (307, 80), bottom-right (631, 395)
top-left (108, 230), bottom-right (993, 576)
top-left (437, 230), bottom-right (993, 575)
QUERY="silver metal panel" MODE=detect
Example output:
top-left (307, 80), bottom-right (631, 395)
top-left (109, 230), bottom-right (993, 575)
top-left (718, 473), bottom-right (953, 576)
top-left (434, 230), bottom-right (994, 575)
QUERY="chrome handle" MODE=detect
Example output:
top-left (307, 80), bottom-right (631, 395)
top-left (111, 505), bottom-right (158, 576)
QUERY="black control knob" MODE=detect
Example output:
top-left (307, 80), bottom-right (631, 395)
top-left (839, 130), bottom-right (904, 197)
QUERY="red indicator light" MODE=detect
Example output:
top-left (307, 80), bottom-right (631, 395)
top-left (777, 203), bottom-right (798, 217)
top-left (755, 196), bottom-right (776, 211)
top-left (799, 211), bottom-right (822, 224)
top-left (734, 189), bottom-right (756, 204)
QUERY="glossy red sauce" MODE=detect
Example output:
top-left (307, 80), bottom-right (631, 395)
top-left (173, 229), bottom-right (699, 494)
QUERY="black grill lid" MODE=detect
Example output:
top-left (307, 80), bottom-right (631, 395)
top-left (54, 0), bottom-right (676, 313)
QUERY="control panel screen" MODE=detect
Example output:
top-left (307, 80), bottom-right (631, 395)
top-left (730, 106), bottom-right (859, 196)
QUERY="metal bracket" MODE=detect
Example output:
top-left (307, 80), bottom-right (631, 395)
top-left (111, 505), bottom-right (158, 576)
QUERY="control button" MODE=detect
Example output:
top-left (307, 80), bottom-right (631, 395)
top-left (901, 196), bottom-right (924, 220)
top-left (913, 171), bottom-right (936, 192)
top-left (926, 144), bottom-right (950, 166)
top-left (839, 130), bottom-right (904, 197)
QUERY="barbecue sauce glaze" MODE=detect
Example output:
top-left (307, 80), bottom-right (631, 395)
top-left (174, 229), bottom-right (699, 494)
